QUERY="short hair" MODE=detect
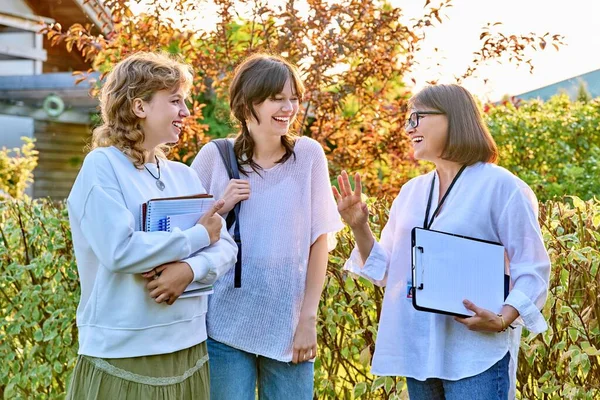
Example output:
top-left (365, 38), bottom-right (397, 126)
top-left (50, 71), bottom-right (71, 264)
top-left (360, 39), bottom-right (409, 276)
top-left (409, 84), bottom-right (498, 165)
top-left (229, 53), bottom-right (305, 174)
top-left (92, 52), bottom-right (194, 168)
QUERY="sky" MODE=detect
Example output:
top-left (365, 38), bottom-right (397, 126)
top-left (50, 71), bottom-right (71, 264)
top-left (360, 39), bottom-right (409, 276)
top-left (129, 0), bottom-right (600, 102)
top-left (398, 0), bottom-right (600, 101)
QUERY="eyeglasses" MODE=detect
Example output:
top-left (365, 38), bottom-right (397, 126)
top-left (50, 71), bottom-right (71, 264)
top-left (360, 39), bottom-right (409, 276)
top-left (405, 111), bottom-right (445, 130)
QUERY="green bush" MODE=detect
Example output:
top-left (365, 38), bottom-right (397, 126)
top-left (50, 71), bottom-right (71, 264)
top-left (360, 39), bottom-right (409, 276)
top-left (0, 199), bottom-right (78, 400)
top-left (1, 196), bottom-right (598, 399)
top-left (517, 196), bottom-right (600, 399)
top-left (487, 95), bottom-right (600, 202)
top-left (316, 199), bottom-right (406, 399)
top-left (0, 138), bottom-right (38, 200)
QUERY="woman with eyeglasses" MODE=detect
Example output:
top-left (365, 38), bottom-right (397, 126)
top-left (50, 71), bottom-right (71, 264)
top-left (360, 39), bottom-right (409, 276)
top-left (334, 84), bottom-right (550, 400)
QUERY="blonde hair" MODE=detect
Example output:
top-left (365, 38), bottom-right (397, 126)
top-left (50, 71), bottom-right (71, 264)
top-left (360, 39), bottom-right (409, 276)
top-left (409, 84), bottom-right (498, 165)
top-left (92, 52), bottom-right (194, 168)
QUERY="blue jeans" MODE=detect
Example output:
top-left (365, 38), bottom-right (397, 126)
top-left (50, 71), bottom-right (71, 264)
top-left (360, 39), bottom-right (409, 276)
top-left (406, 352), bottom-right (510, 400)
top-left (207, 337), bottom-right (314, 400)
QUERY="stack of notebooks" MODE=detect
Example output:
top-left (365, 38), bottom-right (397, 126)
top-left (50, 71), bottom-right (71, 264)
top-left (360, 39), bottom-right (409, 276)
top-left (140, 194), bottom-right (216, 298)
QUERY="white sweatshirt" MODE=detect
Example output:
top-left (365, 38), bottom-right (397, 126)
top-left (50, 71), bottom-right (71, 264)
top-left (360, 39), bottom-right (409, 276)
top-left (344, 162), bottom-right (551, 399)
top-left (67, 146), bottom-right (237, 358)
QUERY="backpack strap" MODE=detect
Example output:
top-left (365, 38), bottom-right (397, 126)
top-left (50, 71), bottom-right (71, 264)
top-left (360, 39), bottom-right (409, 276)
top-left (212, 139), bottom-right (236, 229)
top-left (212, 139), bottom-right (242, 288)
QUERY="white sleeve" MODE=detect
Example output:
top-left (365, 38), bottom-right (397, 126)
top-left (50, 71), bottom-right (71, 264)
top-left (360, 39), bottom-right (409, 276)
top-left (498, 186), bottom-right (551, 334)
top-left (183, 216), bottom-right (238, 283)
top-left (342, 197), bottom-right (399, 287)
top-left (190, 142), bottom-right (217, 193)
top-left (78, 184), bottom-right (210, 275)
top-left (310, 143), bottom-right (344, 249)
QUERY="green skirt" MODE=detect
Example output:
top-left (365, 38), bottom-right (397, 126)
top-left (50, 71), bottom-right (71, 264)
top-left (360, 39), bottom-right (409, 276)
top-left (66, 341), bottom-right (209, 400)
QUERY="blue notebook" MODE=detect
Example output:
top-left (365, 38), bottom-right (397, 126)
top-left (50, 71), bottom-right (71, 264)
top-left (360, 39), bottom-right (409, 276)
top-left (157, 212), bottom-right (204, 232)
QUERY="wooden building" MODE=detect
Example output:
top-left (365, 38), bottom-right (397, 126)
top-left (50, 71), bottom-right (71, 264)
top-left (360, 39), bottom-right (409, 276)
top-left (0, 0), bottom-right (111, 198)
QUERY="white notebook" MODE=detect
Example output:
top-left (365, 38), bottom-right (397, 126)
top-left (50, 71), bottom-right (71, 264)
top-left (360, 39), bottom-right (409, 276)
top-left (411, 227), bottom-right (508, 318)
top-left (140, 194), bottom-right (215, 297)
top-left (140, 194), bottom-right (214, 232)
top-left (179, 282), bottom-right (213, 298)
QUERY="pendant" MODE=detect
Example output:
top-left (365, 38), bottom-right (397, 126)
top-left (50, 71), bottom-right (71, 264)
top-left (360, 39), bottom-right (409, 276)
top-left (156, 179), bottom-right (165, 191)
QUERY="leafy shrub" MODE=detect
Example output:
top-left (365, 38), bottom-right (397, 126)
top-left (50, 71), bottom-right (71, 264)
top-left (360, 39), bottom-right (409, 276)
top-left (0, 138), bottom-right (38, 199)
top-left (0, 199), bottom-right (78, 400)
top-left (517, 196), bottom-right (600, 399)
top-left (316, 199), bottom-right (406, 399)
top-left (1, 196), bottom-right (598, 399)
top-left (487, 95), bottom-right (600, 201)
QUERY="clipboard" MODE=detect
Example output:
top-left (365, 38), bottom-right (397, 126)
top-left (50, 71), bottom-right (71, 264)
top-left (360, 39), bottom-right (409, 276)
top-left (411, 227), bottom-right (509, 318)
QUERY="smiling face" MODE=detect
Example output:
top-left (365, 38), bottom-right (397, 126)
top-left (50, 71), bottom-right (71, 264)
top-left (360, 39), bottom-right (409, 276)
top-left (406, 107), bottom-right (449, 163)
top-left (137, 86), bottom-right (190, 148)
top-left (245, 78), bottom-right (299, 139)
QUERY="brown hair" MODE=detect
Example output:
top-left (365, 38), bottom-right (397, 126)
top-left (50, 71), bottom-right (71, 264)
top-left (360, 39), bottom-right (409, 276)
top-left (229, 53), bottom-right (305, 175)
top-left (92, 52), bottom-right (193, 168)
top-left (409, 84), bottom-right (498, 165)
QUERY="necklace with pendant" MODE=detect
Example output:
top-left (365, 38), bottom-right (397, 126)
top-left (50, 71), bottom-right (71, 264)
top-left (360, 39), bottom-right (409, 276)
top-left (144, 156), bottom-right (165, 191)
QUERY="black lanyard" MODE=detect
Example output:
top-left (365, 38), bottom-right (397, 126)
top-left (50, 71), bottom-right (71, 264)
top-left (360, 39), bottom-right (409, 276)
top-left (423, 165), bottom-right (467, 230)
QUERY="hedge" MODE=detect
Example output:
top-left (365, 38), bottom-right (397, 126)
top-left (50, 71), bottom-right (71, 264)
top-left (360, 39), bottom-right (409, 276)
top-left (1, 196), bottom-right (598, 399)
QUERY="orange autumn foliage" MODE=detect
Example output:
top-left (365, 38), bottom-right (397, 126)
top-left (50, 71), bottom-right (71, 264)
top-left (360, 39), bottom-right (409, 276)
top-left (42, 0), bottom-right (563, 198)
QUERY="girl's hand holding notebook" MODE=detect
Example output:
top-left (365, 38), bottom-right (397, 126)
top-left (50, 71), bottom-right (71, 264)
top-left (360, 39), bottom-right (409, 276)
top-left (145, 261), bottom-right (194, 305)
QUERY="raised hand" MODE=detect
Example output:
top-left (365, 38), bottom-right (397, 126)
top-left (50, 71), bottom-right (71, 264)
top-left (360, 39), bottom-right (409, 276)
top-left (198, 199), bottom-right (224, 244)
top-left (332, 171), bottom-right (369, 229)
top-left (219, 179), bottom-right (250, 215)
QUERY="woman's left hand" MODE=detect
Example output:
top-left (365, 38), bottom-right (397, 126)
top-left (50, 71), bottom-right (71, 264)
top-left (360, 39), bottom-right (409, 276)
top-left (454, 300), bottom-right (503, 332)
top-left (145, 261), bottom-right (194, 305)
top-left (292, 316), bottom-right (317, 364)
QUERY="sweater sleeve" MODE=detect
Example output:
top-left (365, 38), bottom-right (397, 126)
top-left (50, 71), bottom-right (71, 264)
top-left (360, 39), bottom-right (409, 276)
top-left (70, 153), bottom-right (211, 275)
top-left (309, 140), bottom-right (344, 250)
top-left (343, 196), bottom-right (399, 287)
top-left (183, 216), bottom-right (238, 283)
top-left (190, 141), bottom-right (218, 194)
top-left (497, 186), bottom-right (551, 334)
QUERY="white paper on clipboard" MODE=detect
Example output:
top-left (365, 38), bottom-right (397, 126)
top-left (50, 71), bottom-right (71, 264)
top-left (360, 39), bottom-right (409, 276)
top-left (411, 227), bottom-right (507, 318)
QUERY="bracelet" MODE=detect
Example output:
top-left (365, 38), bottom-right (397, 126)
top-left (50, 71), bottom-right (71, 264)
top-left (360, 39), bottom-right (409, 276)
top-left (497, 314), bottom-right (506, 332)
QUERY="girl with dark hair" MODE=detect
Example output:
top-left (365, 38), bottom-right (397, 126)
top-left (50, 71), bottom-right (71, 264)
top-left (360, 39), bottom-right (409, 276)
top-left (335, 84), bottom-right (550, 400)
top-left (191, 53), bottom-right (343, 399)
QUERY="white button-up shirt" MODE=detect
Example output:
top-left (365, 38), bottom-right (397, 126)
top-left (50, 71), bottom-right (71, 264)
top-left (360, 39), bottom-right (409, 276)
top-left (344, 162), bottom-right (550, 399)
